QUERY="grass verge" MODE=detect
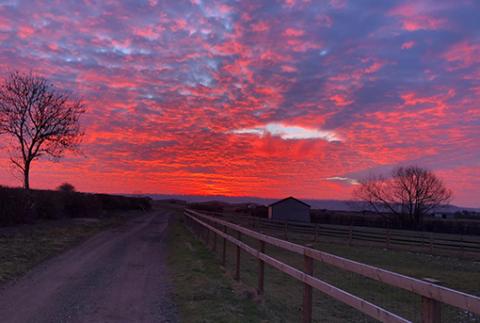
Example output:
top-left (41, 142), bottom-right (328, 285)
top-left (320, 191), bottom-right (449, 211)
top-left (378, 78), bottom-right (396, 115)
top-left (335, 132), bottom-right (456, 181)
top-left (166, 214), bottom-right (270, 323)
top-left (0, 212), bottom-right (136, 285)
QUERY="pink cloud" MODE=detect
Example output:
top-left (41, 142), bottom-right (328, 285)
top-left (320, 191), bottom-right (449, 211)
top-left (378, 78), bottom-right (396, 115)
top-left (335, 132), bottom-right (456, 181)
top-left (389, 3), bottom-right (447, 31)
top-left (17, 25), bottom-right (35, 39)
top-left (283, 28), bottom-right (305, 37)
top-left (251, 21), bottom-right (269, 33)
top-left (401, 41), bottom-right (415, 49)
top-left (330, 94), bottom-right (353, 107)
top-left (443, 42), bottom-right (480, 68)
top-left (281, 65), bottom-right (297, 73)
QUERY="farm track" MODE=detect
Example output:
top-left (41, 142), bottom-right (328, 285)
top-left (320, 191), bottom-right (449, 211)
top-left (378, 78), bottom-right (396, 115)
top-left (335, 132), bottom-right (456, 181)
top-left (0, 210), bottom-right (177, 323)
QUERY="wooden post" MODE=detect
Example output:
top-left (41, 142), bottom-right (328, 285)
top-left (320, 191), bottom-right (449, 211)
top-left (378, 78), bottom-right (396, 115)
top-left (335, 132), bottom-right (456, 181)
top-left (206, 227), bottom-right (210, 246)
top-left (421, 296), bottom-right (441, 323)
top-left (222, 225), bottom-right (227, 266)
top-left (303, 255), bottom-right (314, 323)
top-left (196, 220), bottom-right (201, 238)
top-left (192, 218), bottom-right (198, 237)
top-left (235, 231), bottom-right (241, 281)
top-left (213, 230), bottom-right (217, 252)
top-left (348, 226), bottom-right (353, 246)
top-left (284, 222), bottom-right (288, 241)
top-left (429, 233), bottom-right (434, 254)
top-left (314, 224), bottom-right (319, 242)
top-left (386, 229), bottom-right (391, 249)
top-left (421, 278), bottom-right (442, 323)
top-left (258, 240), bottom-right (266, 295)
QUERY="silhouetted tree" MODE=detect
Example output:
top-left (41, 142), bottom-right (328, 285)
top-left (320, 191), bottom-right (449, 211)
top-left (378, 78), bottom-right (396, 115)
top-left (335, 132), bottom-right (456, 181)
top-left (0, 72), bottom-right (85, 189)
top-left (58, 182), bottom-right (75, 193)
top-left (353, 166), bottom-right (452, 227)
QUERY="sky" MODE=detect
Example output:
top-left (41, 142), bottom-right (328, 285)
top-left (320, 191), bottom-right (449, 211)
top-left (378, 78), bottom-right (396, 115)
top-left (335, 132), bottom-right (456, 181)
top-left (0, 0), bottom-right (479, 207)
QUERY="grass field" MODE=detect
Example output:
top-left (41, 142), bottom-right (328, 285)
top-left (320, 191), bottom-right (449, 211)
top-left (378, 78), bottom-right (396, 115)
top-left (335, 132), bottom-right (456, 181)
top-left (0, 212), bottom-right (138, 285)
top-left (173, 210), bottom-right (480, 323)
top-left (166, 214), bottom-right (271, 322)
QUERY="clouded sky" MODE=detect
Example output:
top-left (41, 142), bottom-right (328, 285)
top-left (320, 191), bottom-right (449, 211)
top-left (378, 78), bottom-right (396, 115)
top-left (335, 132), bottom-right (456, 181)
top-left (0, 0), bottom-right (479, 206)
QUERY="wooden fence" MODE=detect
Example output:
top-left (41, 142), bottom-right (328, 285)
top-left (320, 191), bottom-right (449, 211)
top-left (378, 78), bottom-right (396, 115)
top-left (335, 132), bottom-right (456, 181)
top-left (184, 209), bottom-right (480, 323)
top-left (197, 211), bottom-right (480, 259)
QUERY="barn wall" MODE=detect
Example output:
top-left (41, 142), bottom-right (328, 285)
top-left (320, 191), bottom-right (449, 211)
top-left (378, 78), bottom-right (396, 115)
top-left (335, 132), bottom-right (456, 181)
top-left (270, 199), bottom-right (310, 223)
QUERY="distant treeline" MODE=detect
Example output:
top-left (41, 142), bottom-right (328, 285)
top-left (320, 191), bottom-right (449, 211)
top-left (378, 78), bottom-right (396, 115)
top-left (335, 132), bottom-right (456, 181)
top-left (188, 202), bottom-right (480, 235)
top-left (0, 186), bottom-right (152, 226)
top-left (311, 210), bottom-right (480, 235)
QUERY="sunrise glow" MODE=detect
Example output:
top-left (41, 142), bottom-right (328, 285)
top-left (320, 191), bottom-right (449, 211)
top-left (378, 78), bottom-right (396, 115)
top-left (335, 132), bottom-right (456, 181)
top-left (0, 0), bottom-right (479, 207)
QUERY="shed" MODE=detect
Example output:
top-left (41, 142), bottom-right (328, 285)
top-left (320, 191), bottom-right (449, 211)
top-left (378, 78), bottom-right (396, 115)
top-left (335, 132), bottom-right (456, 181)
top-left (268, 197), bottom-right (311, 223)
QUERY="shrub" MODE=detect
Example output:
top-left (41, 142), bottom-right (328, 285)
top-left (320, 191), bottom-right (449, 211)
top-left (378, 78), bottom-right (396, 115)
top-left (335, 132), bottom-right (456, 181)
top-left (189, 202), bottom-right (224, 213)
top-left (0, 186), bottom-right (29, 225)
top-left (57, 183), bottom-right (76, 193)
top-left (0, 186), bottom-right (152, 226)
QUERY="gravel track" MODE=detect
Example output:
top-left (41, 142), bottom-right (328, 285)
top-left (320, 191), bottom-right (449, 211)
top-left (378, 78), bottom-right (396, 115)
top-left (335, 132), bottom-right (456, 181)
top-left (0, 211), bottom-right (177, 323)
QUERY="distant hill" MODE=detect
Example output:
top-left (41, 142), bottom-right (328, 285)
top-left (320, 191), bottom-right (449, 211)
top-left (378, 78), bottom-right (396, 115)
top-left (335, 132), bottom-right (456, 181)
top-left (136, 194), bottom-right (480, 213)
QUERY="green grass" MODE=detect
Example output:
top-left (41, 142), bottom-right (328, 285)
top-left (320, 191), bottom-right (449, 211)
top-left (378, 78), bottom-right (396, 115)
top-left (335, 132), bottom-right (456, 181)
top-left (171, 211), bottom-right (480, 323)
top-left (0, 213), bottom-right (135, 284)
top-left (166, 215), bottom-right (271, 322)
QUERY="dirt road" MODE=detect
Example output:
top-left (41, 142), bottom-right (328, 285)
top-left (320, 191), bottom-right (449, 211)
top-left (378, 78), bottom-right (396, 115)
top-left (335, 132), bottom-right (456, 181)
top-left (0, 211), bottom-right (177, 323)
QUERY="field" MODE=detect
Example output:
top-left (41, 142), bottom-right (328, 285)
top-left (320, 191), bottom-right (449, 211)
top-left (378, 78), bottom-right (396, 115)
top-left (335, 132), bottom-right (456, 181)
top-left (171, 207), bottom-right (480, 322)
top-left (215, 212), bottom-right (480, 260)
top-left (166, 212), bottom-right (270, 322)
top-left (0, 212), bottom-right (140, 285)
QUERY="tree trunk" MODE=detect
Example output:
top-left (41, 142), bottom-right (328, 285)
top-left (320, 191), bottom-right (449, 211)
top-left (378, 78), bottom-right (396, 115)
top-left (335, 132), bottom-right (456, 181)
top-left (23, 162), bottom-right (30, 190)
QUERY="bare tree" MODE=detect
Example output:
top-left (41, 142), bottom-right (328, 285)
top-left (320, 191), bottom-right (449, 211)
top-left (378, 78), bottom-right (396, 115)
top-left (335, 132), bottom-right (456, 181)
top-left (0, 72), bottom-right (85, 189)
top-left (353, 166), bottom-right (452, 227)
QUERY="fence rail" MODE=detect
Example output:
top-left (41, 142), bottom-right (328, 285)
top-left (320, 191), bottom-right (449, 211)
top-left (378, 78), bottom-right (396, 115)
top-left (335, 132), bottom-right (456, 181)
top-left (197, 211), bottom-right (480, 259)
top-left (184, 209), bottom-right (480, 323)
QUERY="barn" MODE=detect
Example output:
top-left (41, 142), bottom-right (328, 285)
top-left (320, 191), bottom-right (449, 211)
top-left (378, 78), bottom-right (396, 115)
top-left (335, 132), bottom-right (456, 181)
top-left (268, 197), bottom-right (311, 223)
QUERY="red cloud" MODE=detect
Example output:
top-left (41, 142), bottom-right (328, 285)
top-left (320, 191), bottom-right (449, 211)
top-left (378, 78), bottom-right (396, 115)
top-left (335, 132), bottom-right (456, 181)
top-left (389, 3), bottom-right (446, 31)
top-left (17, 25), bottom-right (35, 39)
top-left (283, 28), bottom-right (304, 37)
top-left (443, 42), bottom-right (480, 68)
top-left (330, 94), bottom-right (353, 107)
top-left (251, 21), bottom-right (269, 32)
top-left (281, 65), bottom-right (297, 73)
top-left (401, 41), bottom-right (415, 49)
top-left (0, 0), bottom-right (477, 207)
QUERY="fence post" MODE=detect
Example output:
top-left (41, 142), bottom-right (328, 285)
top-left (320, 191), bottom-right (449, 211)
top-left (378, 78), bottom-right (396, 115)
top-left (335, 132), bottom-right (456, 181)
top-left (192, 217), bottom-right (198, 237)
top-left (213, 229), bottom-right (217, 252)
top-left (303, 254), bottom-right (314, 323)
top-left (196, 219), bottom-right (201, 238)
top-left (284, 222), bottom-right (288, 241)
top-left (191, 216), bottom-right (196, 236)
top-left (258, 240), bottom-right (266, 295)
top-left (314, 224), bottom-right (319, 242)
top-left (206, 226), bottom-right (210, 246)
top-left (348, 226), bottom-right (353, 246)
top-left (421, 296), bottom-right (441, 323)
top-left (421, 278), bottom-right (442, 323)
top-left (235, 231), bottom-right (242, 281)
top-left (222, 225), bottom-right (227, 266)
top-left (429, 233), bottom-right (434, 254)
top-left (386, 229), bottom-right (391, 249)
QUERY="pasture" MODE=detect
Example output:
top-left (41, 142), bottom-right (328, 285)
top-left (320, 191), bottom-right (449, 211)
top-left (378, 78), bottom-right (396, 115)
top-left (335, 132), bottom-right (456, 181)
top-left (177, 208), bottom-right (480, 322)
